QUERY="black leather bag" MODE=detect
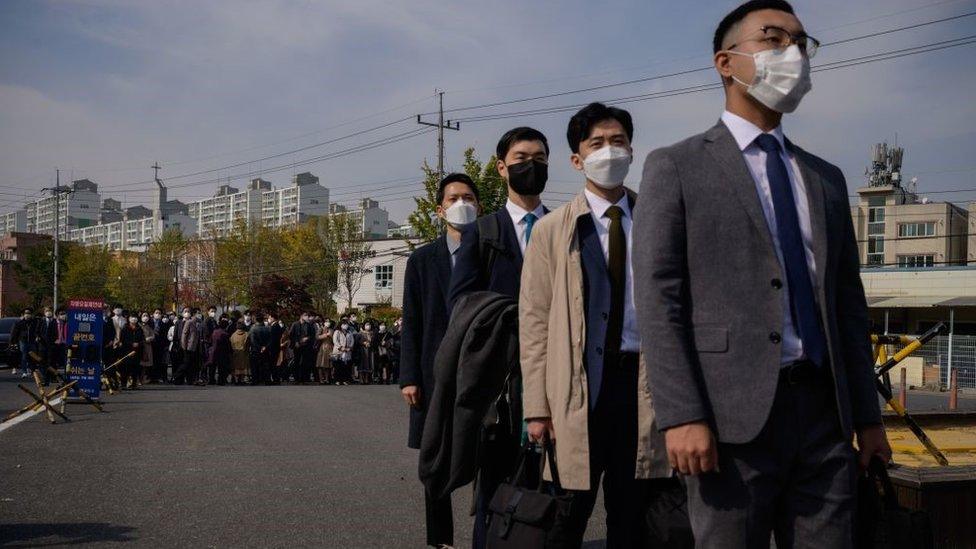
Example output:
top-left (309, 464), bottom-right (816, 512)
top-left (486, 440), bottom-right (574, 549)
top-left (856, 458), bottom-right (933, 549)
top-left (645, 477), bottom-right (694, 548)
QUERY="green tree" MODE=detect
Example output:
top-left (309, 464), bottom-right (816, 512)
top-left (61, 244), bottom-right (113, 304)
top-left (330, 212), bottom-right (375, 312)
top-left (106, 252), bottom-right (170, 312)
top-left (12, 239), bottom-right (66, 309)
top-left (213, 221), bottom-right (282, 307)
top-left (407, 147), bottom-right (507, 243)
top-left (281, 218), bottom-right (336, 314)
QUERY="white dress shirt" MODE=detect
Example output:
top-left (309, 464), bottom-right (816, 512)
top-left (446, 233), bottom-right (461, 269)
top-left (583, 188), bottom-right (640, 353)
top-left (505, 199), bottom-right (546, 254)
top-left (721, 110), bottom-right (818, 365)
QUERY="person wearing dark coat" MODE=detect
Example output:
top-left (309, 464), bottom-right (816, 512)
top-left (209, 319), bottom-right (232, 386)
top-left (10, 308), bottom-right (39, 379)
top-left (401, 173), bottom-right (481, 548)
top-left (249, 314), bottom-right (272, 385)
top-left (446, 128), bottom-right (551, 548)
top-left (149, 309), bottom-right (169, 383)
top-left (119, 315), bottom-right (145, 389)
top-left (288, 312), bottom-right (316, 384)
top-left (267, 313), bottom-right (284, 384)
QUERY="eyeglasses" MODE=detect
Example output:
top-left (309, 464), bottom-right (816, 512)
top-left (727, 25), bottom-right (820, 58)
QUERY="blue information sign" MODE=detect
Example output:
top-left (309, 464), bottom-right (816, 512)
top-left (66, 298), bottom-right (104, 401)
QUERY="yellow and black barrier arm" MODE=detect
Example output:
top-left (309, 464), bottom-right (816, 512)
top-left (871, 322), bottom-right (949, 466)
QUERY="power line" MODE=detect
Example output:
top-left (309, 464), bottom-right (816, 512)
top-left (421, 11), bottom-right (976, 117)
top-left (454, 34), bottom-right (976, 124)
top-left (99, 116), bottom-right (416, 190)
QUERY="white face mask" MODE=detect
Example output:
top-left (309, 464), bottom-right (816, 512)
top-left (341, 323), bottom-right (349, 331)
top-left (209, 311), bottom-right (216, 318)
top-left (114, 308), bottom-right (123, 316)
top-left (444, 200), bottom-right (477, 228)
top-left (727, 44), bottom-right (811, 114)
top-left (582, 145), bottom-right (632, 189)
top-left (379, 325), bottom-right (386, 333)
top-left (129, 317), bottom-right (138, 324)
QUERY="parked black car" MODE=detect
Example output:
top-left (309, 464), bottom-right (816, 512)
top-left (0, 317), bottom-right (22, 368)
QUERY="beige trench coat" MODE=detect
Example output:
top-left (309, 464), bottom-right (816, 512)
top-left (519, 189), bottom-right (671, 490)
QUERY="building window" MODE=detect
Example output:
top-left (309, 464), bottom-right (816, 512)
top-left (375, 264), bottom-right (393, 289)
top-left (897, 255), bottom-right (935, 268)
top-left (866, 237), bottom-right (885, 267)
top-left (898, 222), bottom-right (936, 238)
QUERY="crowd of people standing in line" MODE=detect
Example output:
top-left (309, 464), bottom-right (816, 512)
top-left (9, 303), bottom-right (402, 389)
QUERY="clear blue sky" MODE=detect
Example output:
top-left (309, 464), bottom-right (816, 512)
top-left (1, 0), bottom-right (974, 222)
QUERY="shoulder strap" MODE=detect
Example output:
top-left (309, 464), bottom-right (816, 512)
top-left (477, 213), bottom-right (501, 284)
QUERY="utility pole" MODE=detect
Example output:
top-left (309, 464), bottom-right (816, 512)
top-left (417, 90), bottom-right (460, 180)
top-left (171, 250), bottom-right (179, 313)
top-left (43, 170), bottom-right (73, 309)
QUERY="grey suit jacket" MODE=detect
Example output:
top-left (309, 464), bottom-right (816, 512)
top-left (633, 121), bottom-right (881, 444)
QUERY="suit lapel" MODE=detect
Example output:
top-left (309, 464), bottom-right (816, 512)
top-left (498, 210), bottom-right (523, 270)
top-left (789, 141), bottom-right (829, 293)
top-left (704, 121), bottom-right (775, 253)
top-left (432, 235), bottom-right (452, 305)
top-left (578, 214), bottom-right (607, 274)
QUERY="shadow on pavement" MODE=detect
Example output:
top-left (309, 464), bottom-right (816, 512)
top-left (1, 522), bottom-right (136, 546)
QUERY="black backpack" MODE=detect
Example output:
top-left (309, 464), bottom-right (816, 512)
top-left (477, 213), bottom-right (502, 287)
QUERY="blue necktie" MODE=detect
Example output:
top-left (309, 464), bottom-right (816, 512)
top-left (755, 134), bottom-right (826, 367)
top-left (523, 212), bottom-right (537, 244)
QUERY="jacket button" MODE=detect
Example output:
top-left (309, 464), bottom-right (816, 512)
top-left (769, 332), bottom-right (781, 344)
top-left (596, 347), bottom-right (603, 356)
top-left (771, 278), bottom-right (783, 289)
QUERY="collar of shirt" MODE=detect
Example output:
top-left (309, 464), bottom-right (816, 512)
top-left (505, 199), bottom-right (545, 228)
top-left (445, 233), bottom-right (461, 256)
top-left (721, 110), bottom-right (787, 153)
top-left (583, 188), bottom-right (631, 220)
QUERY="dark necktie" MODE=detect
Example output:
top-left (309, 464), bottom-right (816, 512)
top-left (605, 205), bottom-right (626, 357)
top-left (523, 212), bottom-right (537, 245)
top-left (755, 134), bottom-right (826, 366)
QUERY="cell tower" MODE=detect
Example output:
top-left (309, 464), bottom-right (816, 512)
top-left (865, 142), bottom-right (904, 188)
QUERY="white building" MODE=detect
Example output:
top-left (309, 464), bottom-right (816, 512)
top-left (24, 179), bottom-right (102, 238)
top-left (330, 198), bottom-right (389, 240)
top-left (187, 173), bottom-right (329, 236)
top-left (187, 180), bottom-right (268, 237)
top-left (387, 222), bottom-right (417, 238)
top-left (261, 172), bottom-right (330, 229)
top-left (0, 210), bottom-right (27, 235)
top-left (68, 213), bottom-right (197, 251)
top-left (335, 238), bottom-right (416, 312)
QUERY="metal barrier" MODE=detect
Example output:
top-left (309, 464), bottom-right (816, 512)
top-left (901, 335), bottom-right (976, 390)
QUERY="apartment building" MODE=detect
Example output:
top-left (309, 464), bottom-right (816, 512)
top-left (24, 179), bottom-right (101, 239)
top-left (329, 198), bottom-right (389, 239)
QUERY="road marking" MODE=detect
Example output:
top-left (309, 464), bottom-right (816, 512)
top-left (0, 397), bottom-right (63, 434)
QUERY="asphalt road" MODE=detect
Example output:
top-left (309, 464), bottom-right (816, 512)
top-left (2, 369), bottom-right (973, 548)
top-left (0, 374), bottom-right (607, 548)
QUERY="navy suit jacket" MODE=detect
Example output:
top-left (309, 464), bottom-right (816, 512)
top-left (450, 207), bottom-right (547, 308)
top-left (400, 235), bottom-right (453, 449)
top-left (578, 195), bottom-right (635, 410)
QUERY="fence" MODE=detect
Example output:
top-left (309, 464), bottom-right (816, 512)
top-left (894, 334), bottom-right (976, 390)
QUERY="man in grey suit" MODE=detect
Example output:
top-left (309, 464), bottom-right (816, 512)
top-left (634, 1), bottom-right (891, 547)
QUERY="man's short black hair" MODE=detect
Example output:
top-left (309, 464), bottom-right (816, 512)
top-left (566, 102), bottom-right (634, 154)
top-left (436, 173), bottom-right (480, 205)
top-left (713, 0), bottom-right (795, 53)
top-left (496, 127), bottom-right (550, 161)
